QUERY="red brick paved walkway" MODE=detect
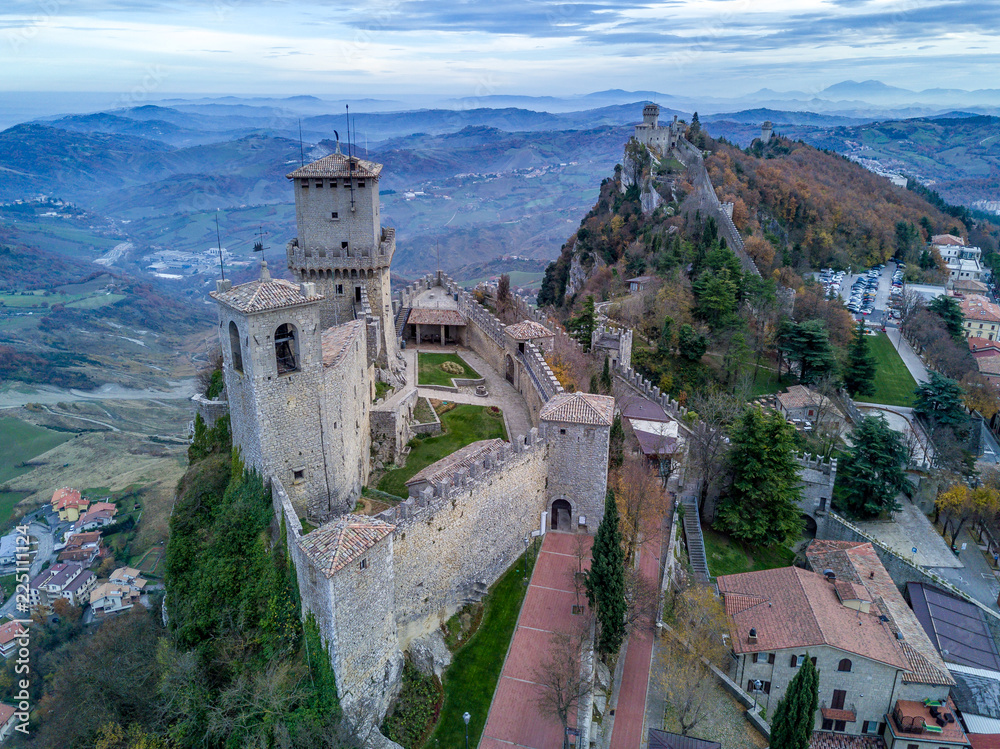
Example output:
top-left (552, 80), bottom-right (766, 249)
top-left (481, 532), bottom-right (593, 749)
top-left (609, 535), bottom-right (661, 749)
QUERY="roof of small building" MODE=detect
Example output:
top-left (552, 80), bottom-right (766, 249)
top-left (621, 397), bottom-right (670, 423)
top-left (63, 569), bottom-right (95, 594)
top-left (960, 295), bottom-right (1000, 324)
top-left (66, 531), bottom-right (101, 546)
top-left (298, 515), bottom-right (395, 577)
top-left (504, 320), bottom-right (553, 340)
top-left (976, 355), bottom-right (1000, 376)
top-left (90, 582), bottom-right (132, 604)
top-left (286, 152), bottom-right (383, 180)
top-left (717, 565), bottom-right (911, 672)
top-left (540, 392), bottom-right (615, 426)
top-left (907, 582), bottom-right (1000, 672)
top-left (948, 665), bottom-right (1000, 720)
top-left (406, 439), bottom-right (507, 487)
top-left (406, 308), bottom-right (467, 326)
top-left (0, 704), bottom-right (14, 728)
top-left (627, 275), bottom-right (654, 284)
top-left (31, 562), bottom-right (81, 590)
top-left (933, 234), bottom-right (965, 246)
top-left (968, 336), bottom-right (1000, 353)
top-left (648, 729), bottom-right (721, 749)
top-left (321, 319), bottom-right (365, 368)
top-left (776, 385), bottom-right (844, 419)
top-left (0, 621), bottom-right (25, 646)
top-left (808, 731), bottom-right (887, 749)
top-left (51, 487), bottom-right (85, 510)
top-left (78, 508), bottom-right (115, 526)
top-left (954, 279), bottom-right (989, 293)
top-left (805, 540), bottom-right (953, 685)
top-left (634, 430), bottom-right (680, 457)
top-left (211, 265), bottom-right (322, 314)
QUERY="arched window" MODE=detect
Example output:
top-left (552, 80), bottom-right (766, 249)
top-left (838, 658), bottom-right (852, 672)
top-left (228, 321), bottom-right (243, 373)
top-left (275, 323), bottom-right (299, 374)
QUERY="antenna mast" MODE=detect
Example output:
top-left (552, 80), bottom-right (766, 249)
top-left (346, 104), bottom-right (356, 211)
top-left (216, 210), bottom-right (225, 281)
top-left (252, 225), bottom-right (269, 267)
top-left (298, 119), bottom-right (304, 167)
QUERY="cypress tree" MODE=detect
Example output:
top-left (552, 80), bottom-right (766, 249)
top-left (601, 355), bottom-right (613, 393)
top-left (586, 490), bottom-right (627, 657)
top-left (769, 654), bottom-right (819, 749)
top-left (844, 320), bottom-right (877, 397)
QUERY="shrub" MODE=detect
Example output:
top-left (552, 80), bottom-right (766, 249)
top-left (440, 361), bottom-right (464, 375)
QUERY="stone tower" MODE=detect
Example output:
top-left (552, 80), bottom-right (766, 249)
top-left (286, 148), bottom-right (397, 367)
top-left (211, 265), bottom-right (334, 521)
top-left (539, 392), bottom-right (615, 535)
top-left (642, 103), bottom-right (660, 128)
top-left (761, 120), bottom-right (774, 143)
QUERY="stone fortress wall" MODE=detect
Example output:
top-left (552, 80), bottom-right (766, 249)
top-left (377, 431), bottom-right (549, 645)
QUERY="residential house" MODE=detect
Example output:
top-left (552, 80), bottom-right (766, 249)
top-left (57, 532), bottom-right (103, 566)
top-left (933, 235), bottom-right (984, 285)
top-left (775, 385), bottom-right (845, 431)
top-left (0, 535), bottom-right (17, 567)
top-left (959, 295), bottom-right (1000, 341)
top-left (718, 540), bottom-right (961, 748)
top-left (0, 703), bottom-right (17, 741)
top-left (626, 275), bottom-right (653, 294)
top-left (946, 664), bottom-right (1000, 749)
top-left (90, 582), bottom-right (136, 617)
top-left (76, 501), bottom-right (117, 531)
top-left (0, 622), bottom-right (26, 659)
top-left (110, 566), bottom-right (148, 599)
top-left (968, 337), bottom-right (1000, 386)
top-left (51, 487), bottom-right (88, 523)
top-left (28, 562), bottom-right (97, 610)
top-left (619, 396), bottom-right (687, 479)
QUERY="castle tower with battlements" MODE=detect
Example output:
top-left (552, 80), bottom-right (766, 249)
top-left (285, 149), bottom-right (397, 367)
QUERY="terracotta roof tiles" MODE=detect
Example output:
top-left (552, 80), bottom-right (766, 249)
top-left (211, 273), bottom-right (322, 314)
top-left (286, 152), bottom-right (383, 179)
top-left (540, 392), bottom-right (614, 426)
top-left (407, 308), bottom-right (467, 326)
top-left (406, 439), bottom-right (507, 487)
top-left (321, 319), bottom-right (365, 368)
top-left (298, 515), bottom-right (395, 577)
top-left (504, 320), bottom-right (553, 340)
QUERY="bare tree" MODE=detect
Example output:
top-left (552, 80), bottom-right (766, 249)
top-left (624, 566), bottom-right (660, 637)
top-left (657, 585), bottom-right (729, 736)
top-left (614, 457), bottom-right (668, 563)
top-left (533, 620), bottom-right (593, 749)
top-left (569, 533), bottom-right (590, 614)
top-left (686, 391), bottom-right (746, 515)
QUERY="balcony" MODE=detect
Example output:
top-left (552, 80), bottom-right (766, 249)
top-left (821, 702), bottom-right (857, 723)
top-left (887, 699), bottom-right (968, 745)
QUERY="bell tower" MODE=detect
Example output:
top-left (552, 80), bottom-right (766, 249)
top-left (285, 148), bottom-right (397, 367)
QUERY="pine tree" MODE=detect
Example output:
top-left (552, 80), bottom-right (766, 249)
top-left (929, 295), bottom-right (965, 342)
top-left (713, 408), bottom-right (803, 546)
top-left (841, 415), bottom-right (908, 519)
top-left (586, 490), bottom-right (627, 657)
top-left (769, 655), bottom-right (819, 749)
top-left (844, 320), bottom-right (877, 397)
top-left (569, 295), bottom-right (597, 349)
top-left (601, 355), bottom-right (613, 393)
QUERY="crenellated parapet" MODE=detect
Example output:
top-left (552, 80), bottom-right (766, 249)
top-left (795, 452), bottom-right (838, 475)
top-left (378, 429), bottom-right (544, 523)
top-left (614, 363), bottom-right (692, 421)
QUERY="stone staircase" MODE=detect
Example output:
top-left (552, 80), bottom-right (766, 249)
top-left (394, 306), bottom-right (410, 337)
top-left (680, 494), bottom-right (710, 584)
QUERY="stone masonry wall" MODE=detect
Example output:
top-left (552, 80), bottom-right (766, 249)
top-left (191, 393), bottom-right (229, 428)
top-left (371, 388), bottom-right (417, 468)
top-left (319, 321), bottom-right (372, 517)
top-left (540, 419), bottom-right (610, 534)
top-left (796, 453), bottom-right (837, 518)
top-left (377, 431), bottom-right (549, 646)
top-left (219, 299), bottom-right (331, 521)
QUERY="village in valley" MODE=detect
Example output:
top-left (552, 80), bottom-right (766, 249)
top-left (2, 100), bottom-right (1000, 749)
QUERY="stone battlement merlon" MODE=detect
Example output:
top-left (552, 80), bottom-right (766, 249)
top-left (378, 429), bottom-right (544, 523)
top-left (286, 229), bottom-right (395, 272)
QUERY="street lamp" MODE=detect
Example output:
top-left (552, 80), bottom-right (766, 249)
top-left (463, 711), bottom-right (471, 749)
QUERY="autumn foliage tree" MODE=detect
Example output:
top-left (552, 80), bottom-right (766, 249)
top-left (614, 456), bottom-right (668, 563)
top-left (936, 483), bottom-right (1000, 547)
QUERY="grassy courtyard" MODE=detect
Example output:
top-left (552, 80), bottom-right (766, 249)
top-left (417, 352), bottom-right (481, 387)
top-left (378, 403), bottom-right (507, 498)
top-left (703, 527), bottom-right (795, 578)
top-left (864, 332), bottom-right (917, 407)
top-left (423, 545), bottom-right (536, 749)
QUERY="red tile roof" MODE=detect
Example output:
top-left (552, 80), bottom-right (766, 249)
top-left (805, 540), bottom-right (954, 686)
top-left (298, 515), bottom-right (395, 576)
top-left (540, 392), bottom-right (615, 426)
top-left (51, 487), bottom-right (86, 510)
top-left (810, 732), bottom-right (885, 749)
top-left (0, 621), bottom-right (25, 646)
top-left (286, 152), bottom-right (383, 179)
top-left (406, 308), bottom-right (467, 326)
top-left (321, 319), bottom-right (364, 368)
top-left (717, 566), bottom-right (911, 671)
top-left (504, 320), bottom-right (553, 340)
top-left (0, 703), bottom-right (14, 728)
top-left (211, 273), bottom-right (322, 314)
top-left (960, 295), bottom-right (1000, 324)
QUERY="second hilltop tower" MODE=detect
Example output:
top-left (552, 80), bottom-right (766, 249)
top-left (286, 147), bottom-right (398, 367)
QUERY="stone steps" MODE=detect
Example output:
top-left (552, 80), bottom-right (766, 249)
top-left (680, 495), bottom-right (710, 584)
top-left (394, 306), bottom-right (411, 337)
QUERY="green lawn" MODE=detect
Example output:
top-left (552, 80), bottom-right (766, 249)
top-left (702, 527), bottom-right (795, 578)
top-left (378, 404), bottom-right (507, 497)
top-left (864, 333), bottom-right (917, 407)
top-left (423, 545), bottom-right (536, 749)
top-left (749, 365), bottom-right (792, 399)
top-left (0, 417), bottom-right (72, 484)
top-left (0, 575), bottom-right (14, 601)
top-left (417, 353), bottom-right (481, 387)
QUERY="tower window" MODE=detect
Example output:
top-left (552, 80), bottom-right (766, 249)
top-left (358, 180), bottom-right (365, 188)
top-left (341, 241), bottom-right (348, 249)
top-left (228, 321), bottom-right (243, 374)
top-left (359, 558), bottom-right (368, 571)
top-left (274, 323), bottom-right (299, 375)
top-left (343, 181), bottom-right (351, 188)
top-left (314, 180), bottom-right (323, 188)
top-left (331, 211), bottom-right (339, 220)
top-left (329, 180), bottom-right (337, 187)
top-left (300, 181), bottom-right (309, 189)
top-left (292, 469), bottom-right (304, 482)
top-left (336, 284), bottom-right (344, 295)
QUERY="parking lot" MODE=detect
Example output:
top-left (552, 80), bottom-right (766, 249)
top-left (821, 261), bottom-right (903, 326)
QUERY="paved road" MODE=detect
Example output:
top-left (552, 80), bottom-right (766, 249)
top-left (928, 526), bottom-right (1000, 614)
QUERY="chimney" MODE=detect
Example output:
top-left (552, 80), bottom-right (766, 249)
top-left (216, 279), bottom-right (232, 293)
top-left (748, 627), bottom-right (758, 644)
top-left (823, 569), bottom-right (837, 582)
top-left (260, 260), bottom-right (271, 282)
top-left (300, 282), bottom-right (316, 297)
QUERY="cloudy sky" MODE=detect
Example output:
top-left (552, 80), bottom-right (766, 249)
top-left (2, 0), bottom-right (997, 99)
